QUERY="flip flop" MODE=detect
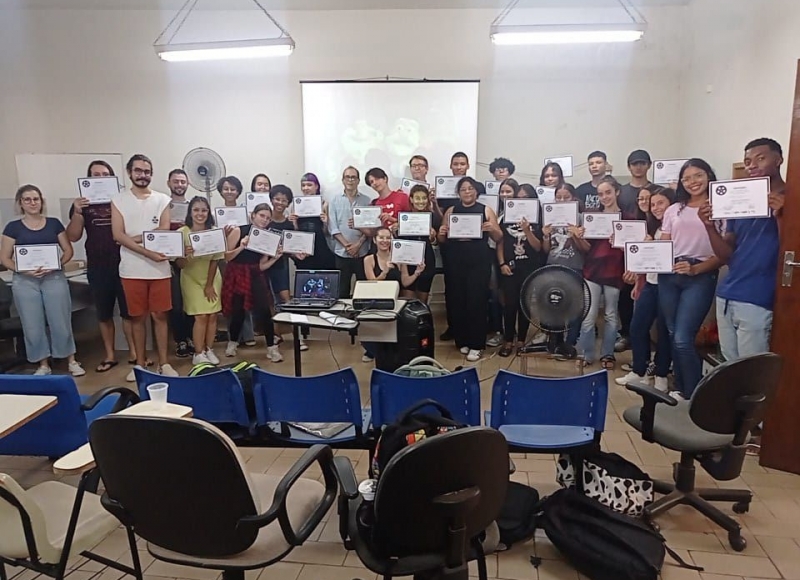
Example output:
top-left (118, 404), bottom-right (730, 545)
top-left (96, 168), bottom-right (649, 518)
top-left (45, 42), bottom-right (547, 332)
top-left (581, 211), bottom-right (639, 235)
top-left (96, 360), bottom-right (119, 373)
top-left (128, 359), bottom-right (154, 367)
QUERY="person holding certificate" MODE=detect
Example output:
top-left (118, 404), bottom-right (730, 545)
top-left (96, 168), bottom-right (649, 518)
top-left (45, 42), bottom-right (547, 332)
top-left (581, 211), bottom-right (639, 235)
top-left (575, 151), bottom-right (608, 211)
top-left (366, 167), bottom-right (411, 227)
top-left (167, 169), bottom-right (194, 359)
top-left (173, 197), bottom-right (223, 366)
top-left (658, 159), bottom-right (721, 400)
top-left (222, 203), bottom-right (283, 363)
top-left (437, 177), bottom-right (503, 362)
top-left (328, 167), bottom-right (372, 298)
top-left (66, 160), bottom-right (138, 372)
top-left (391, 184), bottom-right (440, 303)
top-left (539, 161), bottom-right (566, 190)
top-left (489, 157), bottom-right (515, 181)
top-left (289, 173), bottom-right (336, 271)
top-left (251, 173), bottom-right (272, 194)
top-left (0, 185), bottom-right (86, 377)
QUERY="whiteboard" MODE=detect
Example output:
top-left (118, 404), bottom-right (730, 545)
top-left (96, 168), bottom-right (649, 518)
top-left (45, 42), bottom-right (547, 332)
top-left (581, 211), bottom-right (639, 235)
top-left (14, 153), bottom-right (127, 260)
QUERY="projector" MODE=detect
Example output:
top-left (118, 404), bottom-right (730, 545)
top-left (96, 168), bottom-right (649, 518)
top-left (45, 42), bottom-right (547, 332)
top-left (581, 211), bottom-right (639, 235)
top-left (352, 280), bottom-right (399, 311)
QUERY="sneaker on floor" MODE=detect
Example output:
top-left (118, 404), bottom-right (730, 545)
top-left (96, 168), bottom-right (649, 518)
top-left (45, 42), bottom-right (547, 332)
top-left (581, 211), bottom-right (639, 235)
top-left (669, 390), bottom-right (686, 401)
top-left (460, 346), bottom-right (470, 355)
top-left (299, 339), bottom-right (309, 352)
top-left (654, 376), bottom-right (669, 392)
top-left (614, 371), bottom-right (650, 387)
top-left (361, 353), bottom-right (375, 363)
top-left (225, 341), bottom-right (238, 357)
top-left (186, 339), bottom-right (196, 354)
top-left (267, 345), bottom-right (284, 363)
top-left (34, 365), bottom-right (52, 376)
top-left (126, 365), bottom-right (142, 382)
top-left (486, 332), bottom-right (503, 347)
top-left (205, 348), bottom-right (220, 365)
top-left (439, 328), bottom-right (453, 341)
top-left (175, 341), bottom-right (191, 358)
top-left (620, 363), bottom-right (633, 372)
top-left (159, 364), bottom-right (179, 377)
top-left (614, 336), bottom-right (630, 352)
top-left (192, 352), bottom-right (211, 365)
top-left (466, 349), bottom-right (482, 362)
top-left (68, 361), bottom-right (86, 377)
top-left (242, 340), bottom-right (257, 347)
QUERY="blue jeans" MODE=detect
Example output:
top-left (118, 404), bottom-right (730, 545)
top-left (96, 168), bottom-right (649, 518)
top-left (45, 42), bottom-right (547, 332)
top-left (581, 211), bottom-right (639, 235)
top-left (716, 298), bottom-right (773, 362)
top-left (630, 283), bottom-right (671, 377)
top-left (578, 281), bottom-right (620, 363)
top-left (658, 271), bottom-right (717, 398)
top-left (12, 271), bottom-right (76, 363)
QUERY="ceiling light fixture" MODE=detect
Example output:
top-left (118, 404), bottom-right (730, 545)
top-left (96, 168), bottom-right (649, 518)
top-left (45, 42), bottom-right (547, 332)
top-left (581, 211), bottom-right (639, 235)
top-left (154, 0), bottom-right (294, 62)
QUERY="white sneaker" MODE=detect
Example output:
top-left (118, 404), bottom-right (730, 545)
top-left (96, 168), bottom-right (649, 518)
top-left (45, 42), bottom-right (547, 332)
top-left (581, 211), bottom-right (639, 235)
top-left (68, 361), bottom-right (86, 377)
top-left (159, 364), bottom-right (179, 377)
top-left (299, 339), bottom-right (309, 352)
top-left (192, 352), bottom-right (211, 365)
top-left (243, 340), bottom-right (257, 347)
top-left (460, 346), bottom-right (470, 355)
top-left (126, 365), bottom-right (142, 383)
top-left (486, 332), bottom-right (503, 347)
top-left (654, 376), bottom-right (669, 392)
top-left (669, 391), bottom-right (686, 402)
top-left (225, 341), bottom-right (238, 357)
top-left (205, 348), bottom-right (220, 365)
top-left (267, 345), bottom-right (284, 363)
top-left (34, 366), bottom-right (51, 376)
top-left (614, 371), bottom-right (649, 386)
top-left (466, 349), bottom-right (482, 362)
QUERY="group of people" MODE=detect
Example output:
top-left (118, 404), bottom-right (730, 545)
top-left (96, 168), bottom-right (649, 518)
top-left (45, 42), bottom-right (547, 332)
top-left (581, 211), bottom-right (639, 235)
top-left (0, 139), bottom-right (784, 401)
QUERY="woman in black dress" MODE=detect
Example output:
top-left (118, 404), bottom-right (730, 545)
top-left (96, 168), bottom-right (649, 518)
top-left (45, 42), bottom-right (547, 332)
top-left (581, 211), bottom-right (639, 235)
top-left (289, 172), bottom-right (336, 271)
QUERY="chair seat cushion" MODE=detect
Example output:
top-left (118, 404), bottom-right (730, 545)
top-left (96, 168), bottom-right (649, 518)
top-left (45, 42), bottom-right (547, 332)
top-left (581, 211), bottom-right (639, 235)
top-left (623, 401), bottom-right (734, 453)
top-left (484, 411), bottom-right (595, 449)
top-left (148, 473), bottom-right (325, 569)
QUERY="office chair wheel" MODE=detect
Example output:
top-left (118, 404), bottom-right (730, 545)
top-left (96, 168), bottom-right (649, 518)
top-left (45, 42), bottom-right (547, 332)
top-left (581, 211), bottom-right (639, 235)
top-left (728, 531), bottom-right (747, 552)
top-left (732, 501), bottom-right (750, 514)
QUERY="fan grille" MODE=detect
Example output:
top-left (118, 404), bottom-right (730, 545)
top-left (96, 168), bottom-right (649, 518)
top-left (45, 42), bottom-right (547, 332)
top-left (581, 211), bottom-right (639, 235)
top-left (182, 147), bottom-right (226, 193)
top-left (519, 265), bottom-right (591, 333)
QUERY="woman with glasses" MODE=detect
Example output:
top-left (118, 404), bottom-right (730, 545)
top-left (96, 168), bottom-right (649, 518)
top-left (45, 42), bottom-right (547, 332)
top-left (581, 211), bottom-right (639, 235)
top-left (0, 185), bottom-right (85, 376)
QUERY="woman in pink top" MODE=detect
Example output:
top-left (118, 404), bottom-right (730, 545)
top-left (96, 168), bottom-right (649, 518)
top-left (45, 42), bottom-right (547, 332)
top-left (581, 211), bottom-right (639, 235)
top-left (658, 159), bottom-right (721, 400)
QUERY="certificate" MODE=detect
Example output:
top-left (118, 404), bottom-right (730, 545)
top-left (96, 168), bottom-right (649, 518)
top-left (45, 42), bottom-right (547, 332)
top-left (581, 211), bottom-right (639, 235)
top-left (652, 159), bottom-right (687, 185)
top-left (247, 227), bottom-right (281, 257)
top-left (541, 202), bottom-right (579, 227)
top-left (477, 195), bottom-right (499, 214)
top-left (77, 177), bottom-right (119, 204)
top-left (14, 244), bottom-right (61, 272)
top-left (143, 230), bottom-right (184, 258)
top-left (485, 181), bottom-right (502, 194)
top-left (535, 186), bottom-right (556, 204)
top-left (582, 212), bottom-right (620, 239)
top-left (188, 228), bottom-right (226, 257)
top-left (434, 176), bottom-right (460, 199)
top-left (281, 230), bottom-right (315, 255)
top-left (625, 241), bottom-right (674, 274)
top-left (398, 212), bottom-right (431, 236)
top-left (293, 196), bottom-right (323, 218)
top-left (401, 178), bottom-right (430, 194)
top-left (245, 192), bottom-right (272, 215)
top-left (504, 199), bottom-right (540, 224)
top-left (612, 220), bottom-right (648, 249)
top-left (544, 155), bottom-right (574, 178)
top-left (352, 207), bottom-right (382, 228)
top-left (169, 201), bottom-right (189, 223)
top-left (214, 206), bottom-right (248, 227)
top-left (448, 213), bottom-right (483, 239)
top-left (710, 177), bottom-right (770, 220)
top-left (391, 240), bottom-right (425, 265)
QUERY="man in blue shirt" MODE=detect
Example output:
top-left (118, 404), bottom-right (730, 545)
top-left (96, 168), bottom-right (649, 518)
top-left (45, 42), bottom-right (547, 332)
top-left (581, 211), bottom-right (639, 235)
top-left (700, 138), bottom-right (786, 361)
top-left (328, 166), bottom-right (372, 298)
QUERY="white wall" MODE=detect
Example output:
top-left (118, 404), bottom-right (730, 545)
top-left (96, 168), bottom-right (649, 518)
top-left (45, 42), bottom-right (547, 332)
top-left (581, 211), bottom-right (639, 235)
top-left (0, 5), bottom-right (687, 202)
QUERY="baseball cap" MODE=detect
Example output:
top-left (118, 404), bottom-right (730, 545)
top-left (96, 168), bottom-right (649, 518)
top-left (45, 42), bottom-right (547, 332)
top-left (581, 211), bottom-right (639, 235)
top-left (627, 150), bottom-right (652, 165)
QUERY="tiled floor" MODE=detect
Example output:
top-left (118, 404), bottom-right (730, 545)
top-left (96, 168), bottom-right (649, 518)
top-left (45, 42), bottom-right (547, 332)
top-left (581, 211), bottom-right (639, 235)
top-left (2, 306), bottom-right (799, 580)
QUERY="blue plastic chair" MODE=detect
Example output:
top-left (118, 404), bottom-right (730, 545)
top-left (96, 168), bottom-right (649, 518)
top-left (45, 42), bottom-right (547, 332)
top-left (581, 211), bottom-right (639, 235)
top-left (135, 367), bottom-right (251, 434)
top-left (486, 369), bottom-right (608, 452)
top-left (369, 367), bottom-right (482, 429)
top-left (0, 375), bottom-right (137, 458)
top-left (252, 367), bottom-right (370, 447)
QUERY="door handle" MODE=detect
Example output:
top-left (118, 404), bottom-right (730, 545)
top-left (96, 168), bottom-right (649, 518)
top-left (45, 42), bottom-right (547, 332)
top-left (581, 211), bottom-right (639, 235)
top-left (782, 251), bottom-right (800, 287)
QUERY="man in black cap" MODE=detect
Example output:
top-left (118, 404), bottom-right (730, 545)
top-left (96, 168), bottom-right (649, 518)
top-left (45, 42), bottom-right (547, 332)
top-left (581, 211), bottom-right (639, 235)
top-left (619, 149), bottom-right (653, 215)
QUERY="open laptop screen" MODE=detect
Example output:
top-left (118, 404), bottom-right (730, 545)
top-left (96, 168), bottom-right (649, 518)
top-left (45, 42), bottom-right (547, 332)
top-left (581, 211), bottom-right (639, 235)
top-left (294, 270), bottom-right (340, 301)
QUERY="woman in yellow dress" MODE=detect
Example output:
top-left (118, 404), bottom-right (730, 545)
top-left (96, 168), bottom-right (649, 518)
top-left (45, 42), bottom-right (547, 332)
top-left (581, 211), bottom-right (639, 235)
top-left (176, 196), bottom-right (223, 366)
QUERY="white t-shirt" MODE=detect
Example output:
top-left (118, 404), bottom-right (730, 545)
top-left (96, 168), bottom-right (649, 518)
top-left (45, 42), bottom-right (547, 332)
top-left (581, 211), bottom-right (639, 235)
top-left (113, 189), bottom-right (172, 280)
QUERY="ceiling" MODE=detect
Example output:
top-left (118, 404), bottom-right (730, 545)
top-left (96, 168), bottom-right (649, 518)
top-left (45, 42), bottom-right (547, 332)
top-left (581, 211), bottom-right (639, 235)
top-left (2, 0), bottom-right (692, 10)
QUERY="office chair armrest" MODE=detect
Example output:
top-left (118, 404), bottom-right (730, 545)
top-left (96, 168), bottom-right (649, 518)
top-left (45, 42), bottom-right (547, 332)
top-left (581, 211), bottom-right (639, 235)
top-left (239, 444), bottom-right (337, 546)
top-left (626, 380), bottom-right (676, 443)
top-left (332, 455), bottom-right (359, 499)
top-left (81, 386), bottom-right (141, 413)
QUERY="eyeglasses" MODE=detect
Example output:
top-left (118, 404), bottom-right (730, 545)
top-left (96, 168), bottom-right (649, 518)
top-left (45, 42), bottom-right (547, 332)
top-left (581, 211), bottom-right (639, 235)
top-left (410, 163), bottom-right (427, 169)
top-left (132, 168), bottom-right (152, 176)
top-left (21, 197), bottom-right (41, 204)
top-left (343, 175), bottom-right (359, 180)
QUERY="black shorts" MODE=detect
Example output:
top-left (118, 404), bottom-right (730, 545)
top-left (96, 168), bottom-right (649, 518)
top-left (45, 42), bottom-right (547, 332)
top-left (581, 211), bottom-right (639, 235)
top-left (87, 266), bottom-right (130, 321)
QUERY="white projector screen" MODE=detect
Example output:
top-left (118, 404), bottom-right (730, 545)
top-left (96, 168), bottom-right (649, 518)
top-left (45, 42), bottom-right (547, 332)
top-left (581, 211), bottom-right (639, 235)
top-left (301, 81), bottom-right (479, 197)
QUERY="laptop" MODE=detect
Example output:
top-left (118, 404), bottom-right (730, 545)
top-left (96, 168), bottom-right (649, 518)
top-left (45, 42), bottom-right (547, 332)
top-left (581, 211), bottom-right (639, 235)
top-left (280, 270), bottom-right (340, 312)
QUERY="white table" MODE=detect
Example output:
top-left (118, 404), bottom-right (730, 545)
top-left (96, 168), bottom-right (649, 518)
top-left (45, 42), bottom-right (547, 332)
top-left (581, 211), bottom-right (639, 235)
top-left (53, 401), bottom-right (193, 476)
top-left (0, 394), bottom-right (57, 439)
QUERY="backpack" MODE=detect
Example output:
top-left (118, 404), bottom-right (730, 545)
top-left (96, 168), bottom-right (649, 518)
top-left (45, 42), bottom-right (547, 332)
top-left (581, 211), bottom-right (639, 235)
top-left (370, 399), bottom-right (464, 480)
top-left (393, 356), bottom-right (451, 378)
top-left (536, 489), bottom-right (701, 580)
top-left (556, 450), bottom-right (653, 517)
top-left (189, 361), bottom-right (259, 417)
top-left (496, 481), bottom-right (540, 549)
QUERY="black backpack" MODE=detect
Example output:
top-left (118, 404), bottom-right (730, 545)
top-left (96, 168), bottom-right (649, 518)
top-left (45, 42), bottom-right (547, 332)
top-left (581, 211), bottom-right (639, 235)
top-left (189, 361), bottom-right (259, 417)
top-left (536, 489), bottom-right (702, 580)
top-left (496, 481), bottom-right (540, 549)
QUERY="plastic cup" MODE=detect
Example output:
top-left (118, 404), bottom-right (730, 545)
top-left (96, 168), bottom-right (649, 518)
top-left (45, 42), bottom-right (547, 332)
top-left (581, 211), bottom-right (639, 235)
top-left (358, 479), bottom-right (377, 502)
top-left (146, 382), bottom-right (169, 407)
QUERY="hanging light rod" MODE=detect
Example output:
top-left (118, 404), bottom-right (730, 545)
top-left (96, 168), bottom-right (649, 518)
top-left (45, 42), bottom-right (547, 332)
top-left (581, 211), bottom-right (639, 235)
top-left (490, 23), bottom-right (646, 46)
top-left (155, 38), bottom-right (294, 62)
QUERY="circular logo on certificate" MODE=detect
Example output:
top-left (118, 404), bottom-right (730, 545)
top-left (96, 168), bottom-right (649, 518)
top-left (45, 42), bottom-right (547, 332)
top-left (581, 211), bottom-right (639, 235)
top-left (585, 215), bottom-right (594, 223)
top-left (507, 201), bottom-right (515, 208)
top-left (615, 223), bottom-right (624, 231)
top-left (715, 185), bottom-right (727, 196)
top-left (537, 187), bottom-right (544, 195)
top-left (248, 194), bottom-right (254, 200)
top-left (545, 205), bottom-right (553, 213)
top-left (295, 198), bottom-right (303, 204)
top-left (656, 162), bottom-right (664, 169)
top-left (218, 209), bottom-right (225, 215)
top-left (81, 180), bottom-right (90, 188)
top-left (192, 235), bottom-right (200, 242)
top-left (630, 245), bottom-right (639, 254)
top-left (545, 159), bottom-right (552, 164)
top-left (252, 229), bottom-right (260, 236)
top-left (403, 179), bottom-right (410, 186)
top-left (438, 178), bottom-right (444, 185)
top-left (286, 232), bottom-right (293, 239)
top-left (394, 242), bottom-right (401, 249)
top-left (452, 216), bottom-right (459, 223)
top-left (401, 214), bottom-right (409, 221)
top-left (354, 209), bottom-right (361, 215)
top-left (19, 248), bottom-right (27, 256)
top-left (146, 233), bottom-right (155, 241)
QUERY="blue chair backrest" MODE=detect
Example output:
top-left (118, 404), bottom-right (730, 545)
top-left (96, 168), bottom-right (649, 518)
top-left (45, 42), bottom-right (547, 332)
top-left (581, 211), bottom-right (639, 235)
top-left (252, 367), bottom-right (363, 426)
top-left (0, 375), bottom-right (88, 457)
top-left (489, 369), bottom-right (608, 432)
top-left (370, 367), bottom-right (482, 428)
top-left (135, 367), bottom-right (249, 427)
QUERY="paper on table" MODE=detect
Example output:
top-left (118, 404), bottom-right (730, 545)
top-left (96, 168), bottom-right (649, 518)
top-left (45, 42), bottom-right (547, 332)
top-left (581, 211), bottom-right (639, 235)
top-left (289, 313), bottom-right (310, 324)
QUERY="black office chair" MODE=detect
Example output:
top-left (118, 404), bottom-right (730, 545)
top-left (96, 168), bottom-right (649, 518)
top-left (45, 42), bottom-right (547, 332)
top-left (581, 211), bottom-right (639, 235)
top-left (623, 352), bottom-right (783, 552)
top-left (0, 277), bottom-right (26, 373)
top-left (334, 426), bottom-right (509, 580)
top-left (88, 415), bottom-right (338, 580)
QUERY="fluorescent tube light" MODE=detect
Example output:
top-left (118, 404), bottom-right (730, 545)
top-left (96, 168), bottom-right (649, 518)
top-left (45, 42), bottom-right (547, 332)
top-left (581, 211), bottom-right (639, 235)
top-left (491, 23), bottom-right (645, 45)
top-left (155, 38), bottom-right (294, 62)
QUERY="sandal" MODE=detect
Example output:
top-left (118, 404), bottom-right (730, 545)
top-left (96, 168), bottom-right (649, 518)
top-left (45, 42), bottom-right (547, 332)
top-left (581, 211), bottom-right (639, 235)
top-left (600, 355), bottom-right (616, 370)
top-left (96, 360), bottom-right (118, 373)
top-left (499, 344), bottom-right (513, 358)
top-left (128, 358), bottom-right (154, 367)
